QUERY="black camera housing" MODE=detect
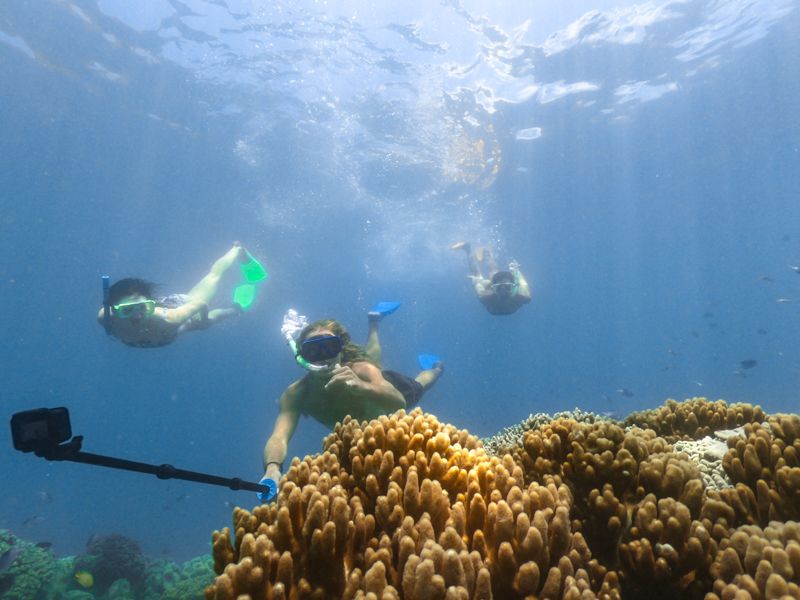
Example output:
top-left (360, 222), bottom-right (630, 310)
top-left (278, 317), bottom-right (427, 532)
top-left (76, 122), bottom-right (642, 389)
top-left (11, 407), bottom-right (72, 453)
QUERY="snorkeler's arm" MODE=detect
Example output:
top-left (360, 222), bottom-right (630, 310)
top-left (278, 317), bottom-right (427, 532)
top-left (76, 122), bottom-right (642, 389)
top-left (473, 278), bottom-right (494, 300)
top-left (326, 363), bottom-right (406, 412)
top-left (263, 382), bottom-right (302, 478)
top-left (516, 273), bottom-right (532, 302)
top-left (164, 300), bottom-right (208, 325)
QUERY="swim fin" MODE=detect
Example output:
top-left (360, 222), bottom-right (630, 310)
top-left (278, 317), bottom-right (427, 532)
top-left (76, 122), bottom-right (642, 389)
top-left (240, 251), bottom-right (268, 283)
top-left (418, 354), bottom-right (442, 370)
top-left (233, 283), bottom-right (257, 311)
top-left (369, 301), bottom-right (401, 317)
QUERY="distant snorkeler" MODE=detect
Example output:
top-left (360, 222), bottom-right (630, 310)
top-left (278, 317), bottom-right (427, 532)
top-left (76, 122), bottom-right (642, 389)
top-left (257, 303), bottom-right (443, 502)
top-left (451, 241), bottom-right (532, 315)
top-left (98, 242), bottom-right (267, 348)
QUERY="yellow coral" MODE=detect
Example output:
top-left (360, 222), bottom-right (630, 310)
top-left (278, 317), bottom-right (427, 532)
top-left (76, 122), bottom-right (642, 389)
top-left (208, 410), bottom-right (620, 599)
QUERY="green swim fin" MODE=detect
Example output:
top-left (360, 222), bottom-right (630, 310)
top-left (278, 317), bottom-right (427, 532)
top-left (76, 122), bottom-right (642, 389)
top-left (233, 283), bottom-right (257, 311)
top-left (240, 252), bottom-right (268, 283)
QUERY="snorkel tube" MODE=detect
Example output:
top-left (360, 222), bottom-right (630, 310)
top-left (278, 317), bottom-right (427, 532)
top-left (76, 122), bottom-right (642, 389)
top-left (281, 309), bottom-right (334, 372)
top-left (101, 275), bottom-right (112, 334)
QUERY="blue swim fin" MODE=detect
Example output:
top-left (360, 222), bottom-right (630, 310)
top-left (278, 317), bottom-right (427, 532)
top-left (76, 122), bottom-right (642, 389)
top-left (370, 301), bottom-right (401, 317)
top-left (418, 354), bottom-right (441, 370)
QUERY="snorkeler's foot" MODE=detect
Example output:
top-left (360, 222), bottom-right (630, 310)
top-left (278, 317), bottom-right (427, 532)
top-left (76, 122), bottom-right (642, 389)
top-left (233, 283), bottom-right (257, 311)
top-left (239, 250), bottom-right (268, 283)
top-left (418, 354), bottom-right (442, 371)
top-left (450, 241), bottom-right (470, 252)
top-left (368, 301), bottom-right (401, 322)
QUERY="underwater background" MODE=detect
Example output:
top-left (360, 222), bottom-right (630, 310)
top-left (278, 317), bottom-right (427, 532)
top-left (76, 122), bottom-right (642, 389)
top-left (1, 0), bottom-right (798, 574)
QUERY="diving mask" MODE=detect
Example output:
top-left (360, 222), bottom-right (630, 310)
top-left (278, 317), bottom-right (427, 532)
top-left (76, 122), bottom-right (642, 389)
top-left (300, 335), bottom-right (343, 364)
top-left (112, 299), bottom-right (155, 319)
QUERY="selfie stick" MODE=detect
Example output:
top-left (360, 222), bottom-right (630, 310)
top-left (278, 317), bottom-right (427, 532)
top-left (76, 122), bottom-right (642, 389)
top-left (11, 408), bottom-right (269, 495)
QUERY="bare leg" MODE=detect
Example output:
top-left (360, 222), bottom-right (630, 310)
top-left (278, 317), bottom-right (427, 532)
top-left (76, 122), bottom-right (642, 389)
top-left (186, 243), bottom-right (247, 304)
top-left (366, 315), bottom-right (382, 366)
top-left (415, 364), bottom-right (443, 390)
top-left (483, 247), bottom-right (500, 278)
top-left (177, 306), bottom-right (242, 334)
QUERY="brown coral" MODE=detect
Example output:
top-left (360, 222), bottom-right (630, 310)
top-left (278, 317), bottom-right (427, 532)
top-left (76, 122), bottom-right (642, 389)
top-left (706, 521), bottom-right (800, 599)
top-left (624, 398), bottom-right (765, 443)
top-left (722, 414), bottom-right (800, 525)
top-left (208, 398), bottom-right (798, 600)
top-left (207, 410), bottom-right (621, 600)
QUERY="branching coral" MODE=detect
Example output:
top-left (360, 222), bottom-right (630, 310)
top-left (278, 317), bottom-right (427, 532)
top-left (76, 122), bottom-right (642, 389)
top-left (209, 398), bottom-right (798, 600)
top-left (706, 521), bottom-right (800, 599)
top-left (625, 398), bottom-right (765, 443)
top-left (721, 414), bottom-right (800, 525)
top-left (208, 410), bottom-right (621, 600)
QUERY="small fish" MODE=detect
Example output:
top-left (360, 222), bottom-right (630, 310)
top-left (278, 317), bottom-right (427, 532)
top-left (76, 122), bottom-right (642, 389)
top-left (175, 494), bottom-right (190, 503)
top-left (223, 500), bottom-right (234, 509)
top-left (777, 298), bottom-right (792, 303)
top-left (789, 265), bottom-right (800, 273)
top-left (756, 328), bottom-right (768, 335)
top-left (759, 275), bottom-right (774, 282)
top-left (702, 312), bottom-right (714, 319)
top-left (38, 491), bottom-right (53, 504)
top-left (35, 542), bottom-right (52, 550)
top-left (692, 381), bottom-right (703, 387)
top-left (616, 388), bottom-right (634, 398)
top-left (733, 370), bottom-right (748, 378)
top-left (22, 515), bottom-right (44, 526)
top-left (740, 359), bottom-right (758, 370)
top-left (74, 570), bottom-right (94, 588)
top-left (0, 547), bottom-right (22, 572)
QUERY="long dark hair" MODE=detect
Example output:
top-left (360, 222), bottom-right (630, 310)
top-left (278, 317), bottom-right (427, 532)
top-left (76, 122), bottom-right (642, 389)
top-left (107, 278), bottom-right (158, 305)
top-left (298, 319), bottom-right (377, 366)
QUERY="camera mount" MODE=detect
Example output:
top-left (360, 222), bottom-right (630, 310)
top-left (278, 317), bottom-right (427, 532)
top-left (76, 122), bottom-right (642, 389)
top-left (10, 407), bottom-right (269, 495)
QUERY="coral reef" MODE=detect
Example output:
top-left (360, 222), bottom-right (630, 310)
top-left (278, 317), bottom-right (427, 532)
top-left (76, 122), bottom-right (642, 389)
top-left (208, 409), bottom-right (620, 599)
top-left (209, 397), bottom-right (800, 599)
top-left (144, 555), bottom-right (215, 600)
top-left (624, 398), bottom-right (766, 443)
top-left (481, 408), bottom-right (613, 456)
top-left (706, 521), bottom-right (800, 599)
top-left (76, 533), bottom-right (147, 594)
top-left (0, 530), bottom-right (56, 600)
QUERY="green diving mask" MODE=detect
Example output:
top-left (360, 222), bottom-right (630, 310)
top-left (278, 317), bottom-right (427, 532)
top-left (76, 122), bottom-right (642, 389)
top-left (112, 299), bottom-right (156, 319)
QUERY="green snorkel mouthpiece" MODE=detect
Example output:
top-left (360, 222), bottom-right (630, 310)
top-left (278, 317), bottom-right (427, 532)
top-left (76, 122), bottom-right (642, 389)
top-left (281, 309), bottom-right (332, 372)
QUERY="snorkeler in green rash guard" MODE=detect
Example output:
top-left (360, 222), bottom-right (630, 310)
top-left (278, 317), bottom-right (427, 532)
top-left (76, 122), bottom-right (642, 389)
top-left (258, 310), bottom-right (442, 502)
top-left (98, 242), bottom-right (267, 348)
top-left (451, 241), bottom-right (531, 315)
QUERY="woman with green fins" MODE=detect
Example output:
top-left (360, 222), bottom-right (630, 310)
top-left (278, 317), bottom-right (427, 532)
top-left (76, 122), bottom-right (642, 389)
top-left (98, 242), bottom-right (267, 348)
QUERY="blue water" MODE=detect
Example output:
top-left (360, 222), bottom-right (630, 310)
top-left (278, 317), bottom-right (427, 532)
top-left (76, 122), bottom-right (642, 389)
top-left (1, 0), bottom-right (798, 562)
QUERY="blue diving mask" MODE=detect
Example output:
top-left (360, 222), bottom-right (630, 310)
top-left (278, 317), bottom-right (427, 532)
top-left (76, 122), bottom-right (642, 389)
top-left (300, 335), bottom-right (343, 364)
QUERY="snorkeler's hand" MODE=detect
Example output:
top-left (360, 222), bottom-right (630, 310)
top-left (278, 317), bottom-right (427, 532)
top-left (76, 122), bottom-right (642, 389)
top-left (325, 366), bottom-right (366, 392)
top-left (257, 476), bottom-right (278, 503)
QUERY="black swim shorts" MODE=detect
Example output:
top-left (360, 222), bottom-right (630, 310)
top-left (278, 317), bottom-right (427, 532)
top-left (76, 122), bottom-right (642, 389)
top-left (382, 370), bottom-right (424, 408)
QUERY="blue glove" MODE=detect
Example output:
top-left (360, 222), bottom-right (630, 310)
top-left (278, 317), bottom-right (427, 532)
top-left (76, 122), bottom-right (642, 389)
top-left (257, 477), bottom-right (278, 503)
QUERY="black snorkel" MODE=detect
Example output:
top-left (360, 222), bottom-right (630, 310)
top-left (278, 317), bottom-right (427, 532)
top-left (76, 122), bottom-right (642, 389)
top-left (101, 275), bottom-right (112, 334)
